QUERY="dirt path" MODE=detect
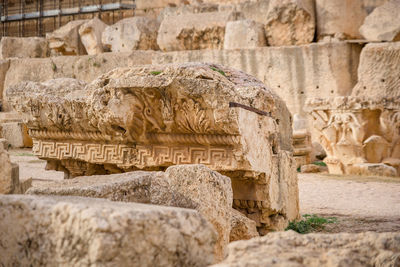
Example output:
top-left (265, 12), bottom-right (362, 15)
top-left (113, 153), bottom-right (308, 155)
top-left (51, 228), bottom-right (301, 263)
top-left (9, 148), bottom-right (400, 233)
top-left (298, 173), bottom-right (400, 233)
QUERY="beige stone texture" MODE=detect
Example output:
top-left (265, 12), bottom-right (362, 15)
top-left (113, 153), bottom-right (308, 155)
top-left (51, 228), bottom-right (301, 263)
top-left (102, 17), bottom-right (160, 52)
top-left (78, 17), bottom-right (108, 55)
top-left (347, 163), bottom-right (398, 177)
top-left (306, 96), bottom-right (400, 176)
top-left (315, 0), bottom-right (367, 39)
top-left (230, 209), bottom-right (258, 242)
top-left (300, 164), bottom-right (320, 173)
top-left (0, 144), bottom-right (19, 194)
top-left (27, 165), bottom-right (232, 261)
top-left (264, 0), bottom-right (315, 46)
top-left (1, 51), bottom-right (154, 111)
top-left (307, 42), bottom-right (400, 176)
top-left (157, 11), bottom-right (241, 51)
top-left (0, 195), bottom-right (216, 266)
top-left (155, 43), bottom-right (362, 126)
top-left (353, 42), bottom-right (400, 98)
top-left (224, 20), bottom-right (266, 49)
top-left (293, 129), bottom-right (312, 168)
top-left (158, 3), bottom-right (219, 21)
top-left (212, 231), bottom-right (400, 267)
top-left (7, 62), bottom-right (299, 232)
top-left (0, 37), bottom-right (48, 59)
top-left (0, 59), bottom-right (10, 109)
top-left (46, 20), bottom-right (88, 56)
top-left (0, 122), bottom-right (32, 148)
top-left (360, 0), bottom-right (400, 41)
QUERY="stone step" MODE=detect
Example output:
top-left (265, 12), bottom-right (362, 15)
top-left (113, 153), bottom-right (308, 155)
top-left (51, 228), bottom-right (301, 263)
top-left (0, 194), bottom-right (216, 266)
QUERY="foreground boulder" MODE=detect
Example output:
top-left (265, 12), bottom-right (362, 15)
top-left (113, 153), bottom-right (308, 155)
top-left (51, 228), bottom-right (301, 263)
top-left (0, 195), bottom-right (216, 266)
top-left (230, 209), bottom-right (259, 242)
top-left (28, 165), bottom-right (233, 261)
top-left (213, 231), bottom-right (400, 267)
top-left (46, 20), bottom-right (88, 56)
top-left (0, 37), bottom-right (48, 59)
top-left (78, 18), bottom-right (108, 55)
top-left (157, 11), bottom-right (241, 51)
top-left (360, 0), bottom-right (400, 41)
top-left (7, 62), bottom-right (299, 232)
top-left (102, 17), bottom-right (160, 52)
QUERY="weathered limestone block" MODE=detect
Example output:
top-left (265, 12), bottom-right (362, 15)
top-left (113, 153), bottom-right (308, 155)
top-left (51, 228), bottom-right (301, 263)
top-left (300, 164), bottom-right (320, 173)
top-left (27, 165), bottom-right (232, 261)
top-left (0, 195), bottom-right (216, 266)
top-left (0, 121), bottom-right (32, 148)
top-left (352, 42), bottom-right (400, 98)
top-left (0, 144), bottom-right (19, 194)
top-left (102, 17), bottom-right (160, 52)
top-left (360, 0), bottom-right (400, 41)
top-left (0, 37), bottom-right (48, 59)
top-left (224, 20), bottom-right (266, 49)
top-left (7, 62), bottom-right (299, 232)
top-left (212, 231), bottom-right (400, 267)
top-left (315, 0), bottom-right (367, 40)
top-left (154, 43), bottom-right (362, 126)
top-left (264, 0), bottom-right (315, 46)
top-left (348, 163), bottom-right (398, 177)
top-left (157, 11), bottom-right (241, 51)
top-left (230, 209), bottom-right (258, 242)
top-left (306, 96), bottom-right (400, 176)
top-left (46, 20), bottom-right (88, 56)
top-left (78, 17), bottom-right (108, 55)
top-left (0, 59), bottom-right (10, 110)
top-left (293, 129), bottom-right (312, 168)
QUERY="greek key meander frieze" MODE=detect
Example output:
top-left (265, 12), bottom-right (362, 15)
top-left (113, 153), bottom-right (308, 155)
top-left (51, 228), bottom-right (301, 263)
top-left (32, 140), bottom-right (235, 169)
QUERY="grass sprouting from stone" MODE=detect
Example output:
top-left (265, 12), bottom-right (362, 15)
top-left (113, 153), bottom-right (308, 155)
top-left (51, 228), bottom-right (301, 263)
top-left (210, 67), bottom-right (226, 77)
top-left (313, 161), bottom-right (327, 167)
top-left (285, 214), bottom-right (337, 234)
top-left (150, 71), bottom-right (162, 75)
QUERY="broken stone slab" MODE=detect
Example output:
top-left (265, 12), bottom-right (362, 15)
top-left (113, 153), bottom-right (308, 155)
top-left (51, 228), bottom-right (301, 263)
top-left (315, 0), bottom-right (367, 40)
top-left (8, 62), bottom-right (299, 232)
top-left (360, 0), bottom-right (400, 41)
top-left (230, 208), bottom-right (259, 242)
top-left (27, 164), bottom-right (233, 261)
top-left (0, 194), bottom-right (216, 266)
top-left (102, 17), bottom-right (160, 52)
top-left (157, 11), bottom-right (242, 51)
top-left (300, 164), bottom-right (320, 173)
top-left (46, 20), bottom-right (89, 56)
top-left (0, 37), bottom-right (48, 59)
top-left (264, 0), bottom-right (315, 46)
top-left (212, 231), bottom-right (400, 267)
top-left (224, 20), bottom-right (266, 49)
top-left (78, 17), bottom-right (108, 55)
top-left (347, 163), bottom-right (398, 177)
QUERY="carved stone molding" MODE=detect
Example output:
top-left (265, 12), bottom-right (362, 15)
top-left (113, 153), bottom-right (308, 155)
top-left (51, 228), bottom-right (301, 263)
top-left (307, 96), bottom-right (400, 176)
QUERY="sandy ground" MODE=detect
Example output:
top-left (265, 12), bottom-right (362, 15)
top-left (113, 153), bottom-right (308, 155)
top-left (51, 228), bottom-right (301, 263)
top-left (9, 148), bottom-right (400, 233)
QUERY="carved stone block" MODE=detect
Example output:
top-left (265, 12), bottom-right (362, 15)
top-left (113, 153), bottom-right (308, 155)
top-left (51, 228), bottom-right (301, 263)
top-left (6, 62), bottom-right (299, 230)
top-left (306, 96), bottom-right (400, 176)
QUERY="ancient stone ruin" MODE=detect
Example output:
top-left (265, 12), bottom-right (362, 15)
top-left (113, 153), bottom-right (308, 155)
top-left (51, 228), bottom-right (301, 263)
top-left (1, 0), bottom-right (400, 266)
top-left (6, 63), bottom-right (299, 234)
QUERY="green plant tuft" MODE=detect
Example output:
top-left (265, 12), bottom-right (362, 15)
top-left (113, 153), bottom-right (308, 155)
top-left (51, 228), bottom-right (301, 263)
top-left (150, 71), bottom-right (162, 75)
top-left (285, 214), bottom-right (337, 234)
top-left (313, 161), bottom-right (327, 167)
top-left (210, 67), bottom-right (226, 77)
top-left (51, 62), bottom-right (57, 71)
